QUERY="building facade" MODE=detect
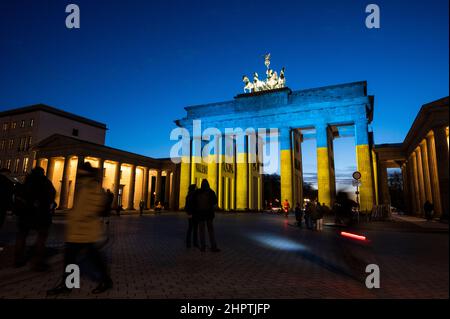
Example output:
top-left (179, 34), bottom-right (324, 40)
top-left (375, 97), bottom-right (449, 219)
top-left (175, 81), bottom-right (377, 212)
top-left (1, 104), bottom-right (179, 211)
top-left (0, 104), bottom-right (106, 181)
top-left (33, 134), bottom-right (178, 210)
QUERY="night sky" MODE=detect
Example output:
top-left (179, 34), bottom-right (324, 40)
top-left (1, 0), bottom-right (448, 190)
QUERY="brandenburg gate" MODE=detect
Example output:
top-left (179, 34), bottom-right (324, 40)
top-left (175, 55), bottom-right (376, 212)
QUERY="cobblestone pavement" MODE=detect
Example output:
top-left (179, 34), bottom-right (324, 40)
top-left (0, 212), bottom-right (448, 298)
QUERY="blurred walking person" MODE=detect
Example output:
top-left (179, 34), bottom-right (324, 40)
top-left (294, 202), bottom-right (303, 228)
top-left (185, 184), bottom-right (198, 248)
top-left (14, 167), bottom-right (55, 270)
top-left (304, 201), bottom-right (314, 230)
top-left (195, 180), bottom-right (220, 252)
top-left (139, 199), bottom-right (145, 216)
top-left (105, 189), bottom-right (114, 216)
top-left (315, 202), bottom-right (324, 231)
top-left (47, 162), bottom-right (112, 295)
top-left (282, 199), bottom-right (290, 217)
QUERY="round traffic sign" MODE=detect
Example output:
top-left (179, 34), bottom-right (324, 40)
top-left (352, 171), bottom-right (362, 180)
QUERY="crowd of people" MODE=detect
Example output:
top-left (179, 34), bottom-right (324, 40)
top-left (1, 166), bottom-right (438, 296)
top-left (293, 200), bottom-right (328, 231)
top-left (0, 163), bottom-right (113, 296)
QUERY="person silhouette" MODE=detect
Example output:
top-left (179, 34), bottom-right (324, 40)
top-left (195, 180), bottom-right (220, 252)
top-left (185, 184), bottom-right (199, 248)
top-left (47, 162), bottom-right (113, 296)
top-left (14, 167), bottom-right (55, 271)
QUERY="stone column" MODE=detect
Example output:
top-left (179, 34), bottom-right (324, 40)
top-left (415, 148), bottom-right (426, 215)
top-left (143, 167), bottom-right (149, 209)
top-left (426, 132), bottom-right (442, 216)
top-left (155, 169), bottom-right (162, 203)
top-left (178, 138), bottom-right (192, 209)
top-left (407, 157), bottom-right (417, 215)
top-left (401, 163), bottom-right (411, 214)
top-left (280, 127), bottom-right (294, 208)
top-left (127, 164), bottom-right (136, 210)
top-left (98, 158), bottom-right (105, 188)
top-left (316, 124), bottom-right (336, 208)
top-left (293, 131), bottom-right (304, 208)
top-left (419, 140), bottom-right (433, 203)
top-left (236, 134), bottom-right (248, 210)
top-left (164, 170), bottom-right (171, 206)
top-left (191, 136), bottom-right (201, 185)
top-left (433, 127), bottom-right (449, 220)
top-left (46, 157), bottom-right (56, 183)
top-left (170, 169), bottom-right (178, 210)
top-left (354, 120), bottom-right (375, 212)
top-left (207, 134), bottom-right (220, 197)
top-left (411, 153), bottom-right (421, 216)
top-left (112, 162), bottom-right (122, 209)
top-left (59, 156), bottom-right (72, 209)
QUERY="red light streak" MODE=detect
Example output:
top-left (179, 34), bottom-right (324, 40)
top-left (340, 231), bottom-right (367, 241)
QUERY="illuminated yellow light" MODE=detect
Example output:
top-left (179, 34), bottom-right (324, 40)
top-left (356, 144), bottom-right (375, 212)
top-left (280, 149), bottom-right (293, 207)
top-left (317, 147), bottom-right (332, 207)
top-left (236, 153), bottom-right (248, 210)
top-left (178, 156), bottom-right (191, 209)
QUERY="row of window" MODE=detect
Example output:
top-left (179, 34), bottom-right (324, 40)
top-left (2, 119), bottom-right (34, 131)
top-left (0, 136), bottom-right (33, 152)
top-left (0, 157), bottom-right (29, 174)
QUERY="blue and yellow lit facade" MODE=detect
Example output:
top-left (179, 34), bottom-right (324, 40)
top-left (175, 81), bottom-right (376, 212)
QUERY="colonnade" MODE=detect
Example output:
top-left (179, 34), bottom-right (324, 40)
top-left (400, 127), bottom-right (449, 217)
top-left (35, 155), bottom-right (175, 211)
top-left (179, 120), bottom-right (376, 212)
top-left (280, 120), bottom-right (375, 212)
top-left (179, 134), bottom-right (263, 211)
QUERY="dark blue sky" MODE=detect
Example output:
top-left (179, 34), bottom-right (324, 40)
top-left (1, 0), bottom-right (448, 188)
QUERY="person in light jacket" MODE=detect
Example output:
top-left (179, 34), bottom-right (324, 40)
top-left (47, 162), bottom-right (112, 296)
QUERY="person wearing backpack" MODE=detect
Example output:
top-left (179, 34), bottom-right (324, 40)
top-left (195, 179), bottom-right (220, 252)
top-left (185, 184), bottom-right (198, 248)
top-left (14, 167), bottom-right (56, 271)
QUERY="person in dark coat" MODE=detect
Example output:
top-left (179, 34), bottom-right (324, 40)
top-left (315, 202), bottom-right (324, 231)
top-left (14, 167), bottom-right (56, 271)
top-left (424, 200), bottom-right (434, 221)
top-left (305, 201), bottom-right (315, 229)
top-left (139, 199), bottom-right (145, 216)
top-left (185, 184), bottom-right (198, 248)
top-left (294, 202), bottom-right (303, 228)
top-left (105, 189), bottom-right (114, 216)
top-left (195, 179), bottom-right (220, 252)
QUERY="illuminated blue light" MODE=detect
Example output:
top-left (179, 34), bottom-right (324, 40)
top-left (249, 233), bottom-right (308, 251)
